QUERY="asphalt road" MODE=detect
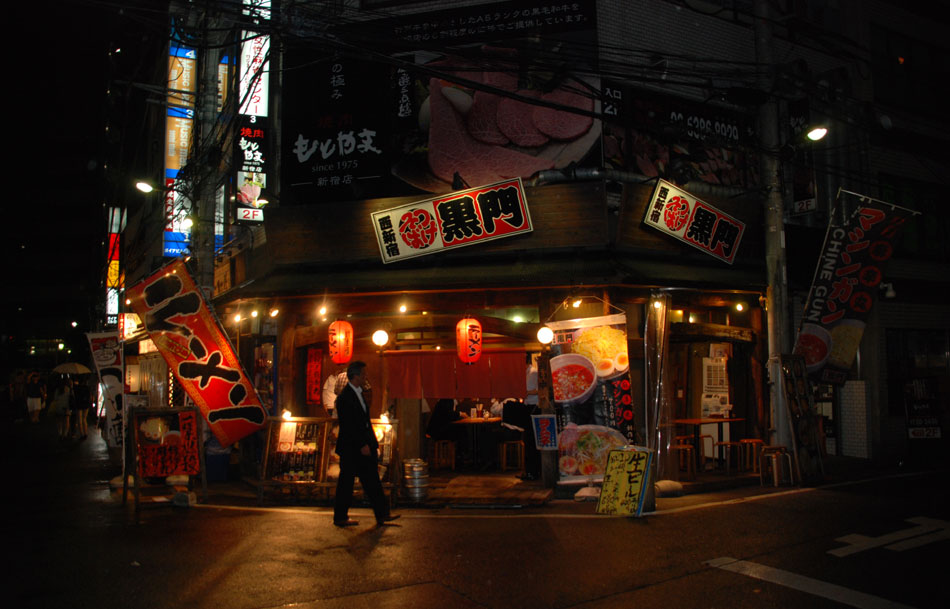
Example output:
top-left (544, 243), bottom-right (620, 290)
top-left (7, 419), bottom-right (948, 609)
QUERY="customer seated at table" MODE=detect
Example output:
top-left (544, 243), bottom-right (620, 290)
top-left (426, 398), bottom-right (468, 444)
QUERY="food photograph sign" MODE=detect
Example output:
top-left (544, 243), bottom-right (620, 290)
top-left (545, 313), bottom-right (637, 481)
top-left (372, 178), bottom-right (532, 263)
top-left (643, 179), bottom-right (745, 264)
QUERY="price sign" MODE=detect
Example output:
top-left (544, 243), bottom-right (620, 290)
top-left (596, 448), bottom-right (653, 517)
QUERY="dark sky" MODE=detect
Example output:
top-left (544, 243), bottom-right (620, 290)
top-left (4, 2), bottom-right (159, 358)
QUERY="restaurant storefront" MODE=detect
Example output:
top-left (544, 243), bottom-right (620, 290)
top-left (212, 176), bottom-right (771, 498)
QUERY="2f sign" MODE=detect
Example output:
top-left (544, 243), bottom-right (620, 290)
top-left (238, 207), bottom-right (263, 223)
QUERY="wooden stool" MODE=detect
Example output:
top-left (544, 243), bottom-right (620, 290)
top-left (672, 443), bottom-right (695, 480)
top-left (698, 434), bottom-right (713, 470)
top-left (431, 440), bottom-right (456, 471)
top-left (740, 438), bottom-right (765, 473)
top-left (714, 441), bottom-right (743, 474)
top-left (498, 440), bottom-right (524, 472)
top-left (759, 445), bottom-right (793, 486)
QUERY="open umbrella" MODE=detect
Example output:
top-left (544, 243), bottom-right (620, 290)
top-left (52, 362), bottom-right (92, 375)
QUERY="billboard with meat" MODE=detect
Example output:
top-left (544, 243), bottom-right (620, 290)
top-left (281, 0), bottom-right (601, 204)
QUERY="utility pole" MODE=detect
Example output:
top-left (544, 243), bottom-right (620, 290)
top-left (192, 5), bottom-right (223, 299)
top-left (754, 0), bottom-right (792, 449)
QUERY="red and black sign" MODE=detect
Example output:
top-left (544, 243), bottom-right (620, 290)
top-left (126, 259), bottom-right (268, 446)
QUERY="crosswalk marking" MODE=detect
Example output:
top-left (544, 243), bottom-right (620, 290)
top-left (829, 517), bottom-right (950, 557)
top-left (707, 557), bottom-right (917, 609)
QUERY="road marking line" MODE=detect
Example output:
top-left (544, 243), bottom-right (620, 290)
top-left (829, 517), bottom-right (949, 556)
top-left (706, 557), bottom-right (917, 609)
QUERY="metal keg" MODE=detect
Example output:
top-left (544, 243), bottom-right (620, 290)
top-left (402, 458), bottom-right (429, 503)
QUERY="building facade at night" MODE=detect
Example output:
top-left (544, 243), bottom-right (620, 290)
top-left (117, 0), bottom-right (948, 487)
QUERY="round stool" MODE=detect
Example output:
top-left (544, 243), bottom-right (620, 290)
top-left (672, 443), bottom-right (695, 480)
top-left (740, 438), bottom-right (765, 473)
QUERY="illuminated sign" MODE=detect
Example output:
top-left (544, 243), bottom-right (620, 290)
top-left (239, 31), bottom-right (269, 117)
top-left (371, 178), bottom-right (532, 264)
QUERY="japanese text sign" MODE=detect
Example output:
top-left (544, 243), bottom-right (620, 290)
top-left (643, 179), bottom-right (745, 264)
top-left (596, 448), bottom-right (653, 517)
top-left (372, 178), bottom-right (532, 263)
top-left (134, 408), bottom-right (201, 478)
top-left (126, 260), bottom-right (268, 446)
top-left (531, 414), bottom-right (559, 451)
top-left (794, 189), bottom-right (915, 384)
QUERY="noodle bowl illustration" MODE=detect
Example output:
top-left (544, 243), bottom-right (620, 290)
top-left (550, 354), bottom-right (597, 405)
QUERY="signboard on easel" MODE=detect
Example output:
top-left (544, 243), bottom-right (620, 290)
top-left (596, 448), bottom-right (653, 517)
top-left (123, 406), bottom-right (207, 511)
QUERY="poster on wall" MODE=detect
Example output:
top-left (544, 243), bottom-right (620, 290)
top-left (125, 259), bottom-right (268, 446)
top-left (546, 313), bottom-right (635, 445)
top-left (305, 347), bottom-right (323, 405)
top-left (601, 82), bottom-right (759, 190)
top-left (87, 332), bottom-right (124, 450)
top-left (281, 0), bottom-right (601, 204)
top-left (794, 189), bottom-right (917, 384)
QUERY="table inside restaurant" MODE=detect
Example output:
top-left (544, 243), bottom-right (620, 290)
top-left (673, 417), bottom-right (745, 471)
top-left (451, 416), bottom-right (502, 469)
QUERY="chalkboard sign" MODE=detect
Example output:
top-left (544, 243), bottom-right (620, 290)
top-left (596, 448), bottom-right (653, 517)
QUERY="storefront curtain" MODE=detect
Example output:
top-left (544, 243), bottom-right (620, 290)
top-left (385, 352), bottom-right (425, 399)
top-left (421, 352), bottom-right (457, 398)
top-left (386, 350), bottom-right (525, 399)
top-left (456, 355), bottom-right (490, 397)
top-left (488, 352), bottom-right (527, 398)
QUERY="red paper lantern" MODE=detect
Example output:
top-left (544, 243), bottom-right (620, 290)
top-left (328, 320), bottom-right (354, 364)
top-left (456, 317), bottom-right (482, 364)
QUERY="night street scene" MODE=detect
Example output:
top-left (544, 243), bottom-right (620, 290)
top-left (4, 1), bottom-right (948, 608)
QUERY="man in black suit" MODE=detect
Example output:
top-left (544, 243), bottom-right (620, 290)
top-left (333, 361), bottom-right (400, 528)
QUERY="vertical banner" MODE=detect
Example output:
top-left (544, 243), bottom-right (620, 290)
top-left (305, 347), bottom-right (323, 405)
top-left (794, 190), bottom-right (916, 384)
top-left (87, 332), bottom-right (124, 450)
top-left (126, 259), bottom-right (268, 446)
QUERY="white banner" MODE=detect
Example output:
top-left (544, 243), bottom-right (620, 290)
top-left (643, 179), bottom-right (745, 264)
top-left (86, 332), bottom-right (124, 450)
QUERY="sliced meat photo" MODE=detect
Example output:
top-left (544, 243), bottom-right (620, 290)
top-left (427, 78), bottom-right (553, 187)
top-left (532, 86), bottom-right (594, 140)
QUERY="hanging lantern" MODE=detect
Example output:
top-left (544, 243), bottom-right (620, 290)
top-left (328, 320), bottom-right (354, 364)
top-left (456, 317), bottom-right (482, 364)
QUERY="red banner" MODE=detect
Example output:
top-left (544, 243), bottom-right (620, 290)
top-left (126, 259), bottom-right (267, 446)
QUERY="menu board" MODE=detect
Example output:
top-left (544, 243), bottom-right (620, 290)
top-left (596, 448), bottom-right (653, 517)
top-left (132, 407), bottom-right (201, 478)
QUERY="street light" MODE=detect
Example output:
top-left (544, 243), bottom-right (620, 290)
top-left (135, 181), bottom-right (154, 193)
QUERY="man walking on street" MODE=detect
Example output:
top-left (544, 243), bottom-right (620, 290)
top-left (332, 361), bottom-right (399, 528)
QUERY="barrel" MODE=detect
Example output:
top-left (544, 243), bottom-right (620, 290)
top-left (402, 458), bottom-right (429, 503)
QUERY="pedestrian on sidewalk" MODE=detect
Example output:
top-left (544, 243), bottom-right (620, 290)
top-left (332, 361), bottom-right (399, 528)
top-left (72, 378), bottom-right (91, 440)
top-left (50, 379), bottom-right (73, 440)
top-left (26, 372), bottom-right (46, 424)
